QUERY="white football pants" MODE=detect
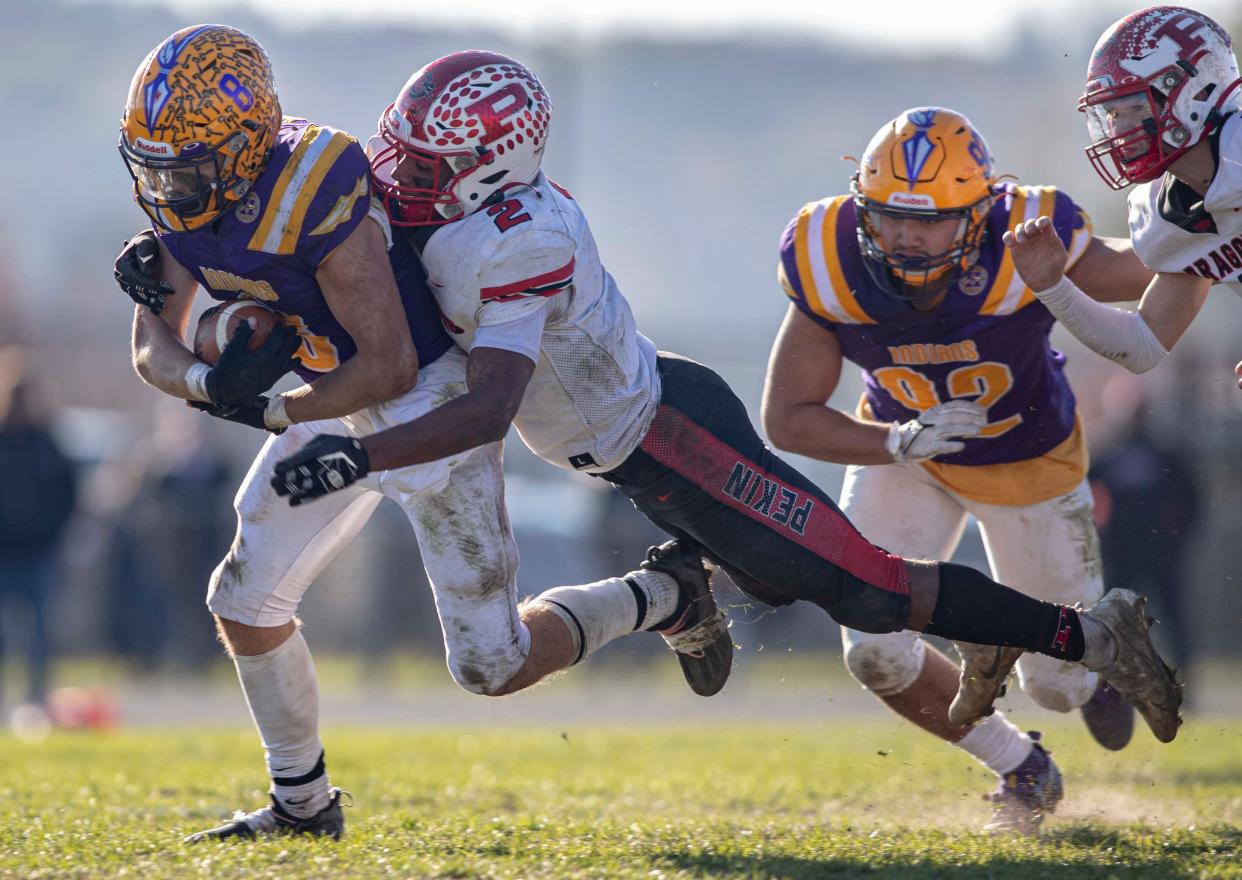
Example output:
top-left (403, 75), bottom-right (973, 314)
top-left (839, 461), bottom-right (1102, 712)
top-left (207, 347), bottom-right (528, 694)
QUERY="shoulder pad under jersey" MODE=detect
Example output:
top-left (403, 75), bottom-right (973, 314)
top-left (244, 120), bottom-right (374, 263)
top-left (777, 196), bottom-right (875, 330)
top-left (476, 222), bottom-right (577, 303)
top-left (973, 184), bottom-right (1095, 317)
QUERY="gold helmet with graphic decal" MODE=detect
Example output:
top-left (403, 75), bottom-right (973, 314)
top-left (119, 24), bottom-right (281, 232)
top-left (851, 107), bottom-right (998, 301)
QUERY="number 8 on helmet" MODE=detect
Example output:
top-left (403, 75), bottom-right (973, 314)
top-left (118, 24), bottom-right (281, 232)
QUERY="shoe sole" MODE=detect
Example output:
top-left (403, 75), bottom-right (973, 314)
top-left (1094, 591), bottom-right (1182, 744)
top-left (673, 617), bottom-right (733, 697)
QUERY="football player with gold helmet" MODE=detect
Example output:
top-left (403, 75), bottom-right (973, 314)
top-left (763, 107), bottom-right (1157, 833)
top-left (274, 55), bottom-right (1184, 783)
top-left (118, 30), bottom-right (745, 844)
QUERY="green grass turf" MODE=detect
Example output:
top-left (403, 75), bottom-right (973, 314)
top-left (3, 721), bottom-right (1241, 879)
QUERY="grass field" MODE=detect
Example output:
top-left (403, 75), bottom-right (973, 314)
top-left (4, 718), bottom-right (1241, 879)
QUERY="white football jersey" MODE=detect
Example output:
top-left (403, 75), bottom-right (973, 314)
top-left (418, 173), bottom-right (660, 474)
top-left (1128, 112), bottom-right (1242, 296)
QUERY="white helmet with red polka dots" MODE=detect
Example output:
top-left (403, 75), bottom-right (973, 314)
top-left (370, 50), bottom-right (552, 226)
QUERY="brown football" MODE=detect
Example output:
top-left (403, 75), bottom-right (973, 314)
top-left (193, 301), bottom-right (286, 366)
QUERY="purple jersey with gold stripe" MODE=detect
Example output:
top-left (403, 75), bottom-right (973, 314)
top-left (159, 117), bottom-right (451, 381)
top-left (778, 184), bottom-right (1093, 474)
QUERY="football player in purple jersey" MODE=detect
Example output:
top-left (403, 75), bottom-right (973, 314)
top-left (271, 55), bottom-right (1182, 762)
top-left (115, 26), bottom-right (732, 844)
top-left (763, 107), bottom-right (1157, 833)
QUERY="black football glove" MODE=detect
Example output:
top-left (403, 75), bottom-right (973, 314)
top-left (114, 229), bottom-right (173, 314)
top-left (205, 321), bottom-right (302, 407)
top-left (188, 396), bottom-right (284, 434)
top-left (271, 434), bottom-right (370, 506)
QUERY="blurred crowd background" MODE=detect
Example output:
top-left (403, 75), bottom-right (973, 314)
top-left (2, 0), bottom-right (1241, 723)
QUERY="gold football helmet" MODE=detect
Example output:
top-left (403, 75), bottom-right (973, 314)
top-left (119, 25), bottom-right (280, 231)
top-left (851, 107), bottom-right (998, 300)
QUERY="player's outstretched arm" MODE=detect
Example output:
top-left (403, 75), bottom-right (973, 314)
top-left (370, 345), bottom-right (534, 470)
top-left (278, 217), bottom-right (421, 426)
top-left (1004, 216), bottom-right (1210, 373)
top-left (762, 305), bottom-right (985, 464)
top-left (272, 346), bottom-right (535, 503)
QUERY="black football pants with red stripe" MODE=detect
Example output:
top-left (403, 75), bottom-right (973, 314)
top-left (598, 353), bottom-right (1089, 660)
top-left (599, 352), bottom-right (912, 635)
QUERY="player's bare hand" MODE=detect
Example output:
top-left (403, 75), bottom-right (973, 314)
top-left (1002, 215), bottom-right (1068, 293)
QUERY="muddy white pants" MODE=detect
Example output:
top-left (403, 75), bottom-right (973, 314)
top-left (839, 461), bottom-right (1102, 711)
top-left (206, 348), bottom-right (529, 694)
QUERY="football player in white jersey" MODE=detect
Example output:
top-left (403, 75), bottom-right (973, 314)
top-left (272, 51), bottom-right (1184, 747)
top-left (1003, 6), bottom-right (1242, 383)
top-left (113, 31), bottom-right (731, 845)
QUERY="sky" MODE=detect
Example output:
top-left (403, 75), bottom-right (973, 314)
top-left (108, 0), bottom-right (1240, 58)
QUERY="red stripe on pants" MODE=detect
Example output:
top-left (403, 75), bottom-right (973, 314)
top-left (639, 404), bottom-right (909, 596)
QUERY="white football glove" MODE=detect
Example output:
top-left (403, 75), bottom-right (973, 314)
top-left (885, 399), bottom-right (988, 463)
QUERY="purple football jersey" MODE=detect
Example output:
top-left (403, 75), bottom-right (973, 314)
top-left (159, 118), bottom-right (450, 381)
top-left (778, 184), bottom-right (1094, 467)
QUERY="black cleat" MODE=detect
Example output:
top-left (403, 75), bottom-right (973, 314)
top-left (642, 540), bottom-right (733, 697)
top-left (184, 788), bottom-right (350, 843)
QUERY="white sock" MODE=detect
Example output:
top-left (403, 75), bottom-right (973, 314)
top-left (232, 627), bottom-right (330, 818)
top-left (536, 570), bottom-right (679, 663)
top-left (1080, 613), bottom-right (1119, 670)
top-left (955, 712), bottom-right (1033, 776)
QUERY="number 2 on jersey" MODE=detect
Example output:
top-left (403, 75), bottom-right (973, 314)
top-left (486, 199), bottom-right (532, 232)
top-left (872, 363), bottom-right (1022, 438)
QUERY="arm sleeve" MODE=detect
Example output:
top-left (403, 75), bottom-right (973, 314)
top-left (1034, 276), bottom-right (1168, 373)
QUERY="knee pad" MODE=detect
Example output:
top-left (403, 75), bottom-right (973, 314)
top-left (1018, 656), bottom-right (1097, 712)
top-left (445, 621), bottom-right (531, 696)
top-left (842, 633), bottom-right (925, 697)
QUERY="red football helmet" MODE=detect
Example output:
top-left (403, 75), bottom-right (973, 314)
top-left (369, 50), bottom-right (552, 226)
top-left (1078, 6), bottom-right (1242, 189)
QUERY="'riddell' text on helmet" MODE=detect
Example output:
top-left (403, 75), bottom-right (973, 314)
top-left (851, 107), bottom-right (998, 303)
top-left (369, 50), bottom-right (552, 226)
top-left (1079, 5), bottom-right (1242, 189)
top-left (119, 25), bottom-right (281, 232)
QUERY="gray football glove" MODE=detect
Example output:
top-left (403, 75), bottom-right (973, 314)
top-left (886, 400), bottom-right (988, 463)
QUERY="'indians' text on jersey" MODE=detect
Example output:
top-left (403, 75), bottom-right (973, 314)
top-left (778, 184), bottom-right (1092, 473)
top-left (159, 117), bottom-right (450, 380)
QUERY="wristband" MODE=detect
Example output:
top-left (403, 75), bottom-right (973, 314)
top-left (264, 394), bottom-right (292, 430)
top-left (185, 362), bottom-right (212, 402)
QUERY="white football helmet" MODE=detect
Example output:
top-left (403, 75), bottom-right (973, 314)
top-left (1078, 5), bottom-right (1242, 189)
top-left (370, 50), bottom-right (552, 225)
